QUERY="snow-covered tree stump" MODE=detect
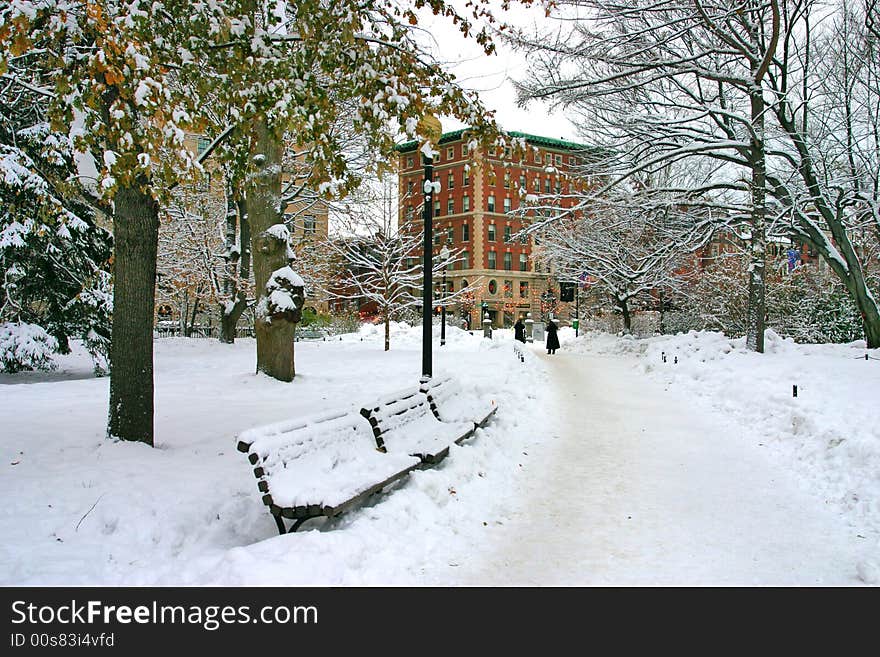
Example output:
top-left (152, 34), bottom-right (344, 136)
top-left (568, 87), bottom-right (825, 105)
top-left (254, 227), bottom-right (305, 382)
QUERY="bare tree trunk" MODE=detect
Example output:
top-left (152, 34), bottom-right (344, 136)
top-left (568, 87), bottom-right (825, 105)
top-left (248, 117), bottom-right (298, 380)
top-left (107, 184), bottom-right (159, 445)
top-left (219, 185), bottom-right (249, 344)
top-left (220, 293), bottom-right (248, 343)
top-left (619, 297), bottom-right (632, 333)
top-left (746, 90), bottom-right (768, 353)
top-left (384, 310), bottom-right (390, 351)
top-left (238, 198), bottom-right (251, 279)
top-left (187, 293), bottom-right (200, 336)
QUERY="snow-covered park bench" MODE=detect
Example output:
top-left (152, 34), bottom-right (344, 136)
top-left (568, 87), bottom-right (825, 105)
top-left (236, 409), bottom-right (421, 534)
top-left (419, 376), bottom-right (498, 431)
top-left (237, 377), bottom-right (498, 534)
top-left (359, 386), bottom-right (476, 464)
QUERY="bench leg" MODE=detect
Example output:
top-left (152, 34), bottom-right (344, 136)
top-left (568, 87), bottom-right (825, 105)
top-left (273, 514), bottom-right (287, 535)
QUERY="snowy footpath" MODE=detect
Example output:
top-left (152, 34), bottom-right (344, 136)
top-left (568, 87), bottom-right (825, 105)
top-left (449, 348), bottom-right (872, 586)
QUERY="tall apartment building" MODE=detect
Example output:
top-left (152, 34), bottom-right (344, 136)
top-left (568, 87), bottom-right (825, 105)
top-left (397, 129), bottom-right (591, 328)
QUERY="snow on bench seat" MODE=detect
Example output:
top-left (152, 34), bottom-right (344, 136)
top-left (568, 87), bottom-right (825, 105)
top-left (359, 387), bottom-right (475, 464)
top-left (237, 408), bottom-right (420, 533)
top-left (420, 376), bottom-right (498, 431)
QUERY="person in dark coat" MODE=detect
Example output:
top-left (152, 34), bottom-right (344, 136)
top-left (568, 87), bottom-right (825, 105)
top-left (513, 317), bottom-right (526, 343)
top-left (545, 318), bottom-right (560, 354)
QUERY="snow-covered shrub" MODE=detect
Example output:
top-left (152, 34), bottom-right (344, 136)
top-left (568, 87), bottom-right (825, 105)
top-left (768, 267), bottom-right (865, 344)
top-left (0, 321), bottom-right (58, 373)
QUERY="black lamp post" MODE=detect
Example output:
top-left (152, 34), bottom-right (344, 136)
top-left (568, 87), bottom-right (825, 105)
top-left (419, 114), bottom-right (441, 382)
top-left (439, 244), bottom-right (449, 347)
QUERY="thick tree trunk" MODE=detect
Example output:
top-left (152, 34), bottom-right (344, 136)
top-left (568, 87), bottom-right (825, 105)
top-left (746, 90), bottom-right (767, 353)
top-left (107, 184), bottom-right (159, 445)
top-left (848, 279), bottom-right (880, 348)
top-left (247, 117), bottom-right (297, 380)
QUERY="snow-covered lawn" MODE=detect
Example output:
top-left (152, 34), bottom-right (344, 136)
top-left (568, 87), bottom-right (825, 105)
top-left (0, 324), bottom-right (549, 585)
top-left (1, 323), bottom-right (877, 585)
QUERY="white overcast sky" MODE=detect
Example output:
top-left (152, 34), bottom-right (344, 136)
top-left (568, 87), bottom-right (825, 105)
top-left (420, 2), bottom-right (581, 142)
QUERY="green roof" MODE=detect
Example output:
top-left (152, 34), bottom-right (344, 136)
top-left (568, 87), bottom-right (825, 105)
top-left (394, 128), bottom-right (595, 154)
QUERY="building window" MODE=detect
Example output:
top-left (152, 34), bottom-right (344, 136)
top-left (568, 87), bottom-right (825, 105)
top-left (488, 146), bottom-right (497, 156)
top-left (520, 281), bottom-right (529, 298)
top-left (487, 195), bottom-right (495, 212)
top-left (519, 175), bottom-right (526, 190)
top-left (462, 222), bottom-right (470, 242)
top-left (461, 251), bottom-right (470, 269)
top-left (197, 136), bottom-right (211, 155)
top-left (519, 253), bottom-right (528, 271)
top-left (503, 252), bottom-right (512, 271)
top-left (447, 172), bottom-right (454, 189)
top-left (504, 173), bottom-right (511, 188)
top-left (447, 279), bottom-right (455, 293)
top-left (462, 195), bottom-right (470, 212)
top-left (488, 251), bottom-right (497, 269)
top-left (405, 206), bottom-right (414, 221)
top-left (503, 197), bottom-right (511, 213)
top-left (434, 200), bottom-right (441, 216)
top-left (407, 180), bottom-right (414, 195)
top-left (304, 215), bottom-right (316, 235)
top-left (535, 152), bottom-right (542, 164)
top-left (569, 156), bottom-right (576, 165)
top-left (447, 147), bottom-right (455, 160)
top-left (555, 154), bottom-right (562, 165)
top-left (504, 146), bottom-right (511, 158)
top-left (488, 224), bottom-right (496, 241)
top-left (533, 178), bottom-right (540, 192)
top-left (462, 143), bottom-right (469, 157)
top-left (407, 156), bottom-right (414, 168)
top-left (434, 232), bottom-right (440, 246)
top-left (447, 226), bottom-right (454, 244)
top-left (463, 169), bottom-right (470, 186)
top-left (545, 178), bottom-right (551, 193)
top-left (488, 278), bottom-right (497, 294)
top-left (504, 225), bottom-right (512, 242)
top-left (447, 198), bottom-right (455, 215)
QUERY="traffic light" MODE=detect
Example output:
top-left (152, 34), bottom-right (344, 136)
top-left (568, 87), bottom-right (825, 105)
top-left (559, 281), bottom-right (575, 302)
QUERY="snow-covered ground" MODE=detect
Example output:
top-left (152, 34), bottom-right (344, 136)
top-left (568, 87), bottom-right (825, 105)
top-left (565, 329), bottom-right (880, 546)
top-left (1, 324), bottom-right (877, 585)
top-left (0, 323), bottom-right (551, 585)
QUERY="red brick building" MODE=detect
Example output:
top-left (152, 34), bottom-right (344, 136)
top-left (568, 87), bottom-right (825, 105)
top-left (396, 129), bottom-right (593, 328)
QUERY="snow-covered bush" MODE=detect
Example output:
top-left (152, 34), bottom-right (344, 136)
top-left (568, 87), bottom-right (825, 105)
top-left (768, 267), bottom-right (865, 344)
top-left (0, 321), bottom-right (58, 373)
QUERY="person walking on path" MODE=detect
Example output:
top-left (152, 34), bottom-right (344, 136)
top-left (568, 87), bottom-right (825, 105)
top-left (546, 318), bottom-right (560, 354)
top-left (514, 317), bottom-right (526, 343)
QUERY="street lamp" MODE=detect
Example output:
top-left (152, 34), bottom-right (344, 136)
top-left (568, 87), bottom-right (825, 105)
top-left (439, 244), bottom-right (450, 346)
top-left (419, 113), bottom-right (442, 382)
